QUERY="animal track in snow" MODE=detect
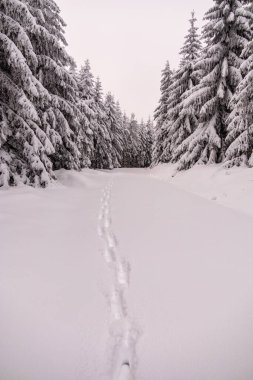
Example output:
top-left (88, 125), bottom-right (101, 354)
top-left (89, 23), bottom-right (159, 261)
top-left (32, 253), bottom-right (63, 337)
top-left (116, 260), bottom-right (130, 287)
top-left (98, 181), bottom-right (140, 379)
top-left (110, 287), bottom-right (127, 321)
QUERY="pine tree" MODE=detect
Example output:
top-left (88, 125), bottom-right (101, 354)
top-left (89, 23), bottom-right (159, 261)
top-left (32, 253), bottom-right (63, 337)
top-left (175, 0), bottom-right (252, 171)
top-left (160, 11), bottom-right (201, 163)
top-left (152, 61), bottom-right (173, 165)
top-left (0, 0), bottom-right (55, 187)
top-left (225, 1), bottom-right (253, 166)
top-left (104, 93), bottom-right (124, 168)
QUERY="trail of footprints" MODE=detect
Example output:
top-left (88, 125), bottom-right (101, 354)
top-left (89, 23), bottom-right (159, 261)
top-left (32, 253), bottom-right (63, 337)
top-left (98, 181), bottom-right (130, 321)
top-left (98, 182), bottom-right (139, 379)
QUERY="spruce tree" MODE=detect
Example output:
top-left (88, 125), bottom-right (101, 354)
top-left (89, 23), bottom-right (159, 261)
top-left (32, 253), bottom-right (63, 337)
top-left (77, 60), bottom-right (96, 167)
top-left (93, 78), bottom-right (113, 169)
top-left (152, 61), bottom-right (173, 165)
top-left (0, 0), bottom-right (55, 187)
top-left (122, 113), bottom-right (132, 167)
top-left (138, 119), bottom-right (147, 167)
top-left (175, 0), bottom-right (252, 171)
top-left (104, 93), bottom-right (124, 168)
top-left (139, 118), bottom-right (154, 167)
top-left (180, 11), bottom-right (202, 66)
top-left (225, 2), bottom-right (253, 166)
top-left (145, 118), bottom-right (154, 167)
top-left (160, 11), bottom-right (201, 163)
top-left (154, 61), bottom-right (173, 123)
top-left (128, 113), bottom-right (141, 167)
top-left (116, 101), bottom-right (123, 131)
top-left (26, 0), bottom-right (82, 171)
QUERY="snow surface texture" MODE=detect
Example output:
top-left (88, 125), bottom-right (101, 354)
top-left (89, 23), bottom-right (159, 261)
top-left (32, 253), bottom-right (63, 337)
top-left (1, 166), bottom-right (253, 380)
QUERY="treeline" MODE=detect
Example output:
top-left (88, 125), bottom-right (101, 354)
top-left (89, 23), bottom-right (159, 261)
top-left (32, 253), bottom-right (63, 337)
top-left (153, 1), bottom-right (253, 170)
top-left (0, 0), bottom-right (153, 187)
top-left (2, 0), bottom-right (251, 188)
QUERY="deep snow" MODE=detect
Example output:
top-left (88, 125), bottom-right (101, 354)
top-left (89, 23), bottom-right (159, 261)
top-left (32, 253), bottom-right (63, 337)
top-left (1, 166), bottom-right (253, 380)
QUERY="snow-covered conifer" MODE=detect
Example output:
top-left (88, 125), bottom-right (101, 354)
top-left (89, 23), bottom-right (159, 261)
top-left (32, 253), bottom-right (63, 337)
top-left (93, 78), bottom-right (114, 169)
top-left (128, 113), bottom-right (142, 167)
top-left (146, 118), bottom-right (154, 167)
top-left (180, 11), bottom-right (202, 66)
top-left (154, 61), bottom-right (173, 124)
top-left (175, 0), bottom-right (252, 170)
top-left (122, 113), bottom-right (132, 167)
top-left (26, 0), bottom-right (82, 171)
top-left (152, 61), bottom-right (173, 165)
top-left (116, 101), bottom-right (123, 130)
top-left (77, 60), bottom-right (97, 167)
top-left (224, 2), bottom-right (253, 166)
top-left (0, 0), bottom-right (55, 186)
top-left (104, 93), bottom-right (124, 168)
top-left (139, 118), bottom-right (154, 167)
top-left (160, 11), bottom-right (201, 163)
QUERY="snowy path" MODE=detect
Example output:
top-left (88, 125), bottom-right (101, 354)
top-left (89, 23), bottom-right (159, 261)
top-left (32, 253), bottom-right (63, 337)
top-left (98, 181), bottom-right (138, 380)
top-left (1, 169), bottom-right (253, 380)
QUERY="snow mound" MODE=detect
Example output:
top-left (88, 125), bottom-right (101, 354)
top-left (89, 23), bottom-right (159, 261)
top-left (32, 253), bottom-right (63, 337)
top-left (152, 163), bottom-right (253, 216)
top-left (56, 169), bottom-right (108, 189)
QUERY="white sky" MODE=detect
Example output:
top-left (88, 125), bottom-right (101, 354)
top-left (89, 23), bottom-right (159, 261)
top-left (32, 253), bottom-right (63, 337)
top-left (57, 0), bottom-right (213, 120)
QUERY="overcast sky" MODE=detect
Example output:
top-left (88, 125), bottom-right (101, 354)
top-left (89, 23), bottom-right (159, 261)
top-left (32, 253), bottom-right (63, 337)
top-left (57, 0), bottom-right (213, 120)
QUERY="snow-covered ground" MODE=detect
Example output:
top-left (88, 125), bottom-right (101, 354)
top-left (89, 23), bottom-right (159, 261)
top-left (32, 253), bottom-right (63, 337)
top-left (152, 164), bottom-right (253, 216)
top-left (1, 166), bottom-right (253, 380)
